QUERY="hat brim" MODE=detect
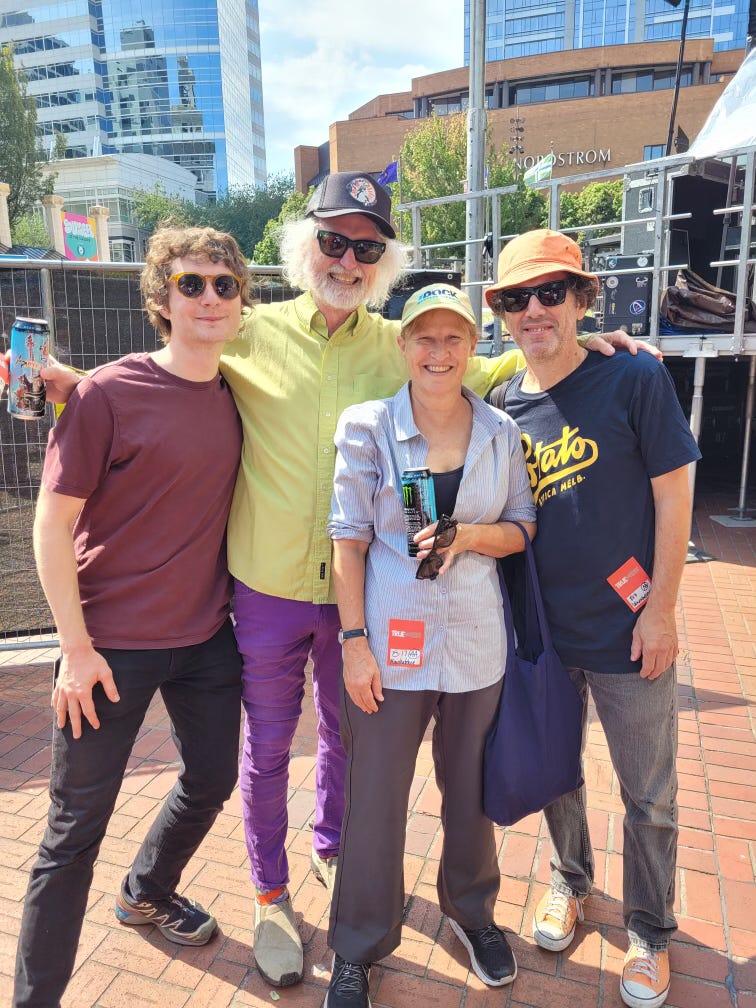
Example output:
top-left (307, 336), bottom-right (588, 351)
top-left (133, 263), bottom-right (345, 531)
top-left (485, 263), bottom-right (599, 306)
top-left (310, 207), bottom-right (396, 239)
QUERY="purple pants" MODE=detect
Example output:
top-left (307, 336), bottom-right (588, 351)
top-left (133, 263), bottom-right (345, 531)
top-left (233, 581), bottom-right (345, 889)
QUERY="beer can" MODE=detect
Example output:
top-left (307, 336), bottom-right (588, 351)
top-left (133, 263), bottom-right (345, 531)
top-left (8, 317), bottom-right (49, 420)
top-left (401, 468), bottom-right (437, 557)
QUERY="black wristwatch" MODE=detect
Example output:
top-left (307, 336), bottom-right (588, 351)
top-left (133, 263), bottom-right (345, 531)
top-left (338, 627), bottom-right (369, 644)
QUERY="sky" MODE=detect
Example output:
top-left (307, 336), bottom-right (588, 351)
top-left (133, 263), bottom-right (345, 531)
top-left (257, 0), bottom-right (465, 178)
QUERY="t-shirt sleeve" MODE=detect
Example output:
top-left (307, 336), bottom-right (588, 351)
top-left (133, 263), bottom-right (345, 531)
top-left (498, 418), bottom-right (538, 523)
top-left (328, 409), bottom-right (378, 543)
top-left (42, 377), bottom-right (116, 499)
top-left (630, 360), bottom-right (702, 478)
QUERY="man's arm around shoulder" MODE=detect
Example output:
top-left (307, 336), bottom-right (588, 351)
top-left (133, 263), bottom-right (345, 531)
top-left (631, 465), bottom-right (691, 680)
top-left (34, 486), bottom-right (120, 738)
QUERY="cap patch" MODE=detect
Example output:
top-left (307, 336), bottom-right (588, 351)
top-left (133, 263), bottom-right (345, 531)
top-left (348, 177), bottom-right (378, 207)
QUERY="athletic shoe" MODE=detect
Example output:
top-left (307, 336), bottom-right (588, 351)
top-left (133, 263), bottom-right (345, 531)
top-left (253, 889), bottom-right (303, 987)
top-left (310, 849), bottom-right (338, 897)
top-left (620, 945), bottom-right (670, 1008)
top-left (532, 887), bottom-right (584, 952)
top-left (115, 880), bottom-right (217, 946)
top-left (448, 919), bottom-right (517, 986)
top-left (324, 954), bottom-right (371, 1008)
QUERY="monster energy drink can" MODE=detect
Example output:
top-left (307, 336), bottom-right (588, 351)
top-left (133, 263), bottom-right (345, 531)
top-left (401, 467), bottom-right (437, 557)
top-left (8, 317), bottom-right (49, 420)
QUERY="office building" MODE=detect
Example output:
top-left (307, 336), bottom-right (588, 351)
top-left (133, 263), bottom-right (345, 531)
top-left (0, 0), bottom-right (266, 197)
top-left (294, 38), bottom-right (741, 190)
top-left (466, 0), bottom-right (750, 62)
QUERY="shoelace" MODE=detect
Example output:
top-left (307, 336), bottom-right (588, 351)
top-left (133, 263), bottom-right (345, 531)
top-left (334, 960), bottom-right (369, 995)
top-left (544, 891), bottom-right (578, 928)
top-left (474, 924), bottom-right (505, 948)
top-left (626, 948), bottom-right (660, 982)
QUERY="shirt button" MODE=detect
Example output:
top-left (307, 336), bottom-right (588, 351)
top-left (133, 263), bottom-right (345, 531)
top-left (327, 375), bottom-right (333, 381)
top-left (325, 411), bottom-right (332, 417)
top-left (323, 447), bottom-right (330, 454)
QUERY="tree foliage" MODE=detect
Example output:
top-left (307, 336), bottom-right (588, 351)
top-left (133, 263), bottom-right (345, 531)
top-left (559, 180), bottom-right (623, 239)
top-left (252, 186), bottom-right (310, 265)
top-left (10, 211), bottom-right (50, 247)
top-left (394, 114), bottom-right (546, 259)
top-left (0, 44), bottom-right (54, 226)
top-left (131, 173), bottom-right (296, 259)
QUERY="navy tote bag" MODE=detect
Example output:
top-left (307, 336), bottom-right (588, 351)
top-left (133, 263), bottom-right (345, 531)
top-left (483, 522), bottom-right (584, 828)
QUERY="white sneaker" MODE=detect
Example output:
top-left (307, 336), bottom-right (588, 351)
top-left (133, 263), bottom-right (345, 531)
top-left (310, 849), bottom-right (338, 897)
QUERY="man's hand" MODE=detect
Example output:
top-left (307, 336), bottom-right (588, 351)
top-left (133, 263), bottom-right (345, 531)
top-left (587, 331), bottom-right (663, 361)
top-left (630, 604), bottom-right (678, 680)
top-left (342, 640), bottom-right (384, 714)
top-left (39, 355), bottom-right (83, 404)
top-left (0, 350), bottom-right (9, 387)
top-left (52, 647), bottom-right (120, 738)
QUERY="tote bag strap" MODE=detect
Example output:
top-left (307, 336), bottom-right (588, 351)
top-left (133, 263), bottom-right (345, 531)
top-left (508, 520), bottom-right (555, 656)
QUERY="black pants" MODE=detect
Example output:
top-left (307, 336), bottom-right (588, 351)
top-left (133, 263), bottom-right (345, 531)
top-left (13, 620), bottom-right (242, 1008)
top-left (328, 680), bottom-right (503, 964)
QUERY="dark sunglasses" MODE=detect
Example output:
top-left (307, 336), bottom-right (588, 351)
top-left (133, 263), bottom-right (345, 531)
top-left (168, 272), bottom-right (243, 300)
top-left (416, 514), bottom-right (458, 581)
top-left (316, 229), bottom-right (386, 265)
top-left (488, 278), bottom-right (575, 315)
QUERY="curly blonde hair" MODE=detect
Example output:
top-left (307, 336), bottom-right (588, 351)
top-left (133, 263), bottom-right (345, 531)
top-left (141, 226), bottom-right (254, 342)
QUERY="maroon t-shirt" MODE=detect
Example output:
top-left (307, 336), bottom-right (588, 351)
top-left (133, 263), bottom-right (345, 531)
top-left (42, 353), bottom-right (242, 649)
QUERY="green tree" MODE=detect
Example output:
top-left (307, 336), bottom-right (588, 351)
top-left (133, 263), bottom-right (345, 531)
top-left (559, 180), bottom-right (623, 240)
top-left (0, 44), bottom-right (54, 227)
top-left (253, 187), bottom-right (310, 265)
top-left (131, 183), bottom-right (193, 231)
top-left (10, 211), bottom-right (50, 247)
top-left (197, 173), bottom-right (295, 258)
top-left (394, 114), bottom-right (546, 259)
top-left (52, 131), bottom-right (68, 160)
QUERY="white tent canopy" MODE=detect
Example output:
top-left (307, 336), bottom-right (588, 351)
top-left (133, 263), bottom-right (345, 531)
top-left (688, 49), bottom-right (756, 159)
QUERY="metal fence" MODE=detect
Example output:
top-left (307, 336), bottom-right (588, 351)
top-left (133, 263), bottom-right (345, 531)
top-left (0, 262), bottom-right (295, 647)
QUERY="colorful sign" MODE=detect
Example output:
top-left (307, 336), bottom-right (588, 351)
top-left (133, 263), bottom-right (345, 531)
top-left (61, 212), bottom-right (98, 261)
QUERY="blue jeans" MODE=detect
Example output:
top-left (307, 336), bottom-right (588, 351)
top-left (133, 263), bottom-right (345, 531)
top-left (543, 664), bottom-right (678, 951)
top-left (13, 620), bottom-right (242, 1008)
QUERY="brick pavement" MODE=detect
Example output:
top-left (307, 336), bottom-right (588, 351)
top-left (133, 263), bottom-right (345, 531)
top-left (0, 497), bottom-right (753, 1008)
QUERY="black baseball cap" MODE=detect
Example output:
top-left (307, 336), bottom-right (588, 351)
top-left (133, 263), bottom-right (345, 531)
top-left (306, 171), bottom-right (396, 239)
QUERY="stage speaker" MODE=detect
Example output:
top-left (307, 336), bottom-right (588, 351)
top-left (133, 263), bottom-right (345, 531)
top-left (600, 254), bottom-right (652, 337)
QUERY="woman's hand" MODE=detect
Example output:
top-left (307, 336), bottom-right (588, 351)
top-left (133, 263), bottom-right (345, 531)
top-left (414, 519), bottom-right (468, 578)
top-left (342, 639), bottom-right (384, 714)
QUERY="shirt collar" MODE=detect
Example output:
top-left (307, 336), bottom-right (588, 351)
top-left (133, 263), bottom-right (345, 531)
top-left (294, 291), bottom-right (369, 341)
top-left (392, 382), bottom-right (504, 444)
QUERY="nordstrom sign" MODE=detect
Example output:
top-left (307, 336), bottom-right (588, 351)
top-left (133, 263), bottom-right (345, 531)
top-left (519, 149), bottom-right (612, 169)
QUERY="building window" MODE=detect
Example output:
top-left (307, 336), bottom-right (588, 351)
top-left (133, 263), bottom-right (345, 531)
top-left (643, 145), bottom-right (666, 161)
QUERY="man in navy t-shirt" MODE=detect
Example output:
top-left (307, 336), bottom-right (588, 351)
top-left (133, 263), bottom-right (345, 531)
top-left (487, 229), bottom-right (700, 1008)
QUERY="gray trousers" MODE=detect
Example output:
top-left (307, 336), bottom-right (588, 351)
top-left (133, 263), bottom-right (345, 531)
top-left (328, 679), bottom-right (503, 964)
top-left (544, 664), bottom-right (679, 950)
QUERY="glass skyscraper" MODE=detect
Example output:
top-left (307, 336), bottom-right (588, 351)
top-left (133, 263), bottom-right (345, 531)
top-left (0, 0), bottom-right (266, 196)
top-left (466, 0), bottom-right (749, 62)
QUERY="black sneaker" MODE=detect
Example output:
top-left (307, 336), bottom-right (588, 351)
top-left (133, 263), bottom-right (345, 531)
top-left (115, 880), bottom-right (217, 946)
top-left (323, 954), bottom-right (371, 1008)
top-left (449, 919), bottom-right (517, 987)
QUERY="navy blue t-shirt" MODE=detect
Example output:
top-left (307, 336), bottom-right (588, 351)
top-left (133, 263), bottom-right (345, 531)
top-left (491, 351), bottom-right (701, 674)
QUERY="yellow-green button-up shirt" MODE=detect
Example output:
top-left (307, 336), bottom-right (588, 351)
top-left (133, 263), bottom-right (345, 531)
top-left (220, 292), bottom-right (526, 604)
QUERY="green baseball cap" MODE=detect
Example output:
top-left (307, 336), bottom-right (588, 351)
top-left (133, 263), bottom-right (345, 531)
top-left (400, 284), bottom-right (477, 329)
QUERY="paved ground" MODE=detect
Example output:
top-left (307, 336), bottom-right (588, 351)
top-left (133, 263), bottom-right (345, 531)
top-left (0, 492), bottom-right (754, 1008)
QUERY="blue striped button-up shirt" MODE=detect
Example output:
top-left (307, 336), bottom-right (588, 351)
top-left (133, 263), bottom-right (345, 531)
top-left (328, 383), bottom-right (536, 693)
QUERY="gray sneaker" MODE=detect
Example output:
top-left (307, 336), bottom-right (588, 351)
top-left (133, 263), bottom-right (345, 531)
top-left (253, 890), bottom-right (303, 987)
top-left (310, 849), bottom-right (338, 897)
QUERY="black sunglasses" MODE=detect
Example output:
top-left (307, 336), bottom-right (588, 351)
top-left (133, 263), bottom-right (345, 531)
top-left (416, 514), bottom-right (458, 581)
top-left (168, 272), bottom-right (243, 300)
top-left (488, 278), bottom-right (574, 315)
top-left (316, 229), bottom-right (386, 265)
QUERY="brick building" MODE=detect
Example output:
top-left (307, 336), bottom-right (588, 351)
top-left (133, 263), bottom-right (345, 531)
top-left (294, 39), bottom-right (743, 191)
